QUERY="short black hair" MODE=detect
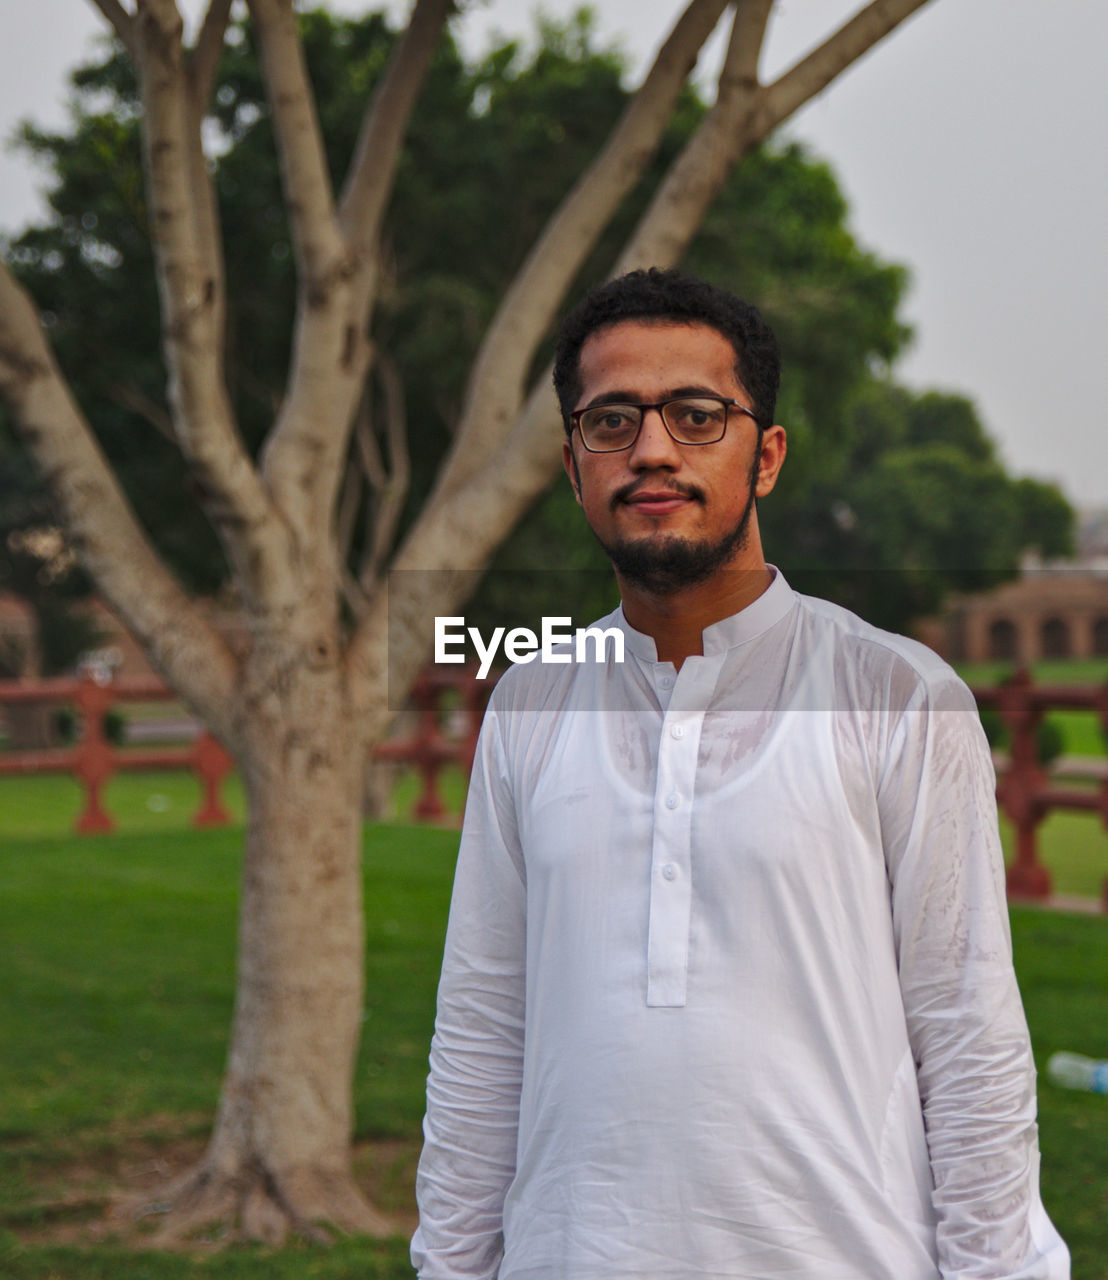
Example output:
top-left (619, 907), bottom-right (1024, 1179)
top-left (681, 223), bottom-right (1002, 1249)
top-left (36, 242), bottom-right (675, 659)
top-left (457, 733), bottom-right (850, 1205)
top-left (552, 267), bottom-right (781, 434)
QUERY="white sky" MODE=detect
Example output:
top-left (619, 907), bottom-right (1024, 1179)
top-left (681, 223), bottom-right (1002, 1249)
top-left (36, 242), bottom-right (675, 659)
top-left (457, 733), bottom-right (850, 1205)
top-left (1, 0), bottom-right (1105, 506)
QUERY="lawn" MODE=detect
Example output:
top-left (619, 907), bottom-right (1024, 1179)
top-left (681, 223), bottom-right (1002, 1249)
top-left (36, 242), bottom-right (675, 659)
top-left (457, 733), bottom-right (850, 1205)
top-left (0, 795), bottom-right (1106, 1275)
top-left (956, 656), bottom-right (1108, 760)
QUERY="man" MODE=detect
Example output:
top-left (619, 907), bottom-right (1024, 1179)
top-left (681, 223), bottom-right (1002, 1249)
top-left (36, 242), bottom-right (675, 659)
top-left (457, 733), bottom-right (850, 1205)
top-left (411, 269), bottom-right (1069, 1278)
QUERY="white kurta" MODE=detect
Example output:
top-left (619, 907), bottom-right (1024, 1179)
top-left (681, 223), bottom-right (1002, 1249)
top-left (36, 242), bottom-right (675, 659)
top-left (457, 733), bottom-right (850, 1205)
top-left (412, 570), bottom-right (1069, 1279)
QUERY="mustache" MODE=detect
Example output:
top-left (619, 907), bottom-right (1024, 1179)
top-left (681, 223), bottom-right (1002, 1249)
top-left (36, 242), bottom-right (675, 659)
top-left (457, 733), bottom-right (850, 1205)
top-left (610, 478), bottom-right (706, 511)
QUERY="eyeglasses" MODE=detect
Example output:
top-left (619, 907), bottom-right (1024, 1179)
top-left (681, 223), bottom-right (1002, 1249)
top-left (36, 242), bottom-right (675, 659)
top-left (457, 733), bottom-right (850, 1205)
top-left (570, 396), bottom-right (758, 453)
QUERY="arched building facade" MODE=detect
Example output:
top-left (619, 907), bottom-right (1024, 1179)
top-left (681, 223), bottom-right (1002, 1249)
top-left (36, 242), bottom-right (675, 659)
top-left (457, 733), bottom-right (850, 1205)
top-left (940, 572), bottom-right (1108, 664)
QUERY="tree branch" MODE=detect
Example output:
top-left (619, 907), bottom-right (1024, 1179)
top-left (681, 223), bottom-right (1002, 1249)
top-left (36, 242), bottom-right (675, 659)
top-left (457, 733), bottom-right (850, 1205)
top-left (339, 0), bottom-right (456, 315)
top-left (183, 0), bottom-right (235, 376)
top-left (616, 0), bottom-right (933, 273)
top-left (189, 0), bottom-right (234, 104)
top-left (373, 0), bottom-right (941, 660)
top-left (348, 0), bottom-right (734, 700)
top-left (245, 0), bottom-right (345, 291)
top-left (0, 262), bottom-right (239, 738)
top-left (106, 378), bottom-right (176, 441)
top-left (435, 0), bottom-right (731, 491)
top-left (336, 433), bottom-right (366, 573)
top-left (247, 0), bottom-right (369, 551)
top-left (614, 0), bottom-right (773, 273)
top-left (89, 0), bottom-right (137, 59)
top-left (756, 0), bottom-right (935, 133)
top-left (132, 0), bottom-right (291, 609)
top-left (359, 350), bottom-right (409, 589)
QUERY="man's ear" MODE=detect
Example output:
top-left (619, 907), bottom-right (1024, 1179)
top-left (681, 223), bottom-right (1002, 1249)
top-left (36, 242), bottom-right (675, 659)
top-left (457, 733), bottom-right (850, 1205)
top-left (562, 437), bottom-right (582, 505)
top-left (755, 425), bottom-right (787, 498)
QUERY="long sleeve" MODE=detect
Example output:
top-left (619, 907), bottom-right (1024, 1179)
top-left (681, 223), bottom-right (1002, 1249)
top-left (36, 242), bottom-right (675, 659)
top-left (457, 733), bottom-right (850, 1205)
top-left (412, 706), bottom-right (527, 1279)
top-left (879, 673), bottom-right (1070, 1279)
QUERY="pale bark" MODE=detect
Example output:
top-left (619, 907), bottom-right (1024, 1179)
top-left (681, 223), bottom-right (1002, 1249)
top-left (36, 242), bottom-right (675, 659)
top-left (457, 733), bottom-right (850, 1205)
top-left (615, 0), bottom-right (773, 272)
top-left (258, 0), bottom-right (451, 552)
top-left (190, 0), bottom-right (235, 103)
top-left (246, 0), bottom-right (364, 550)
top-left (245, 0), bottom-right (345, 291)
top-left (350, 0), bottom-right (938, 696)
top-left (339, 0), bottom-right (457, 314)
top-left (359, 351), bottom-right (410, 588)
top-left (0, 0), bottom-right (943, 1243)
top-left (133, 0), bottom-right (291, 610)
top-left (89, 0), bottom-right (136, 58)
top-left (0, 264), bottom-right (238, 735)
top-left (186, 0), bottom-right (235, 357)
top-left (435, 0), bottom-right (731, 495)
top-left (157, 633), bottom-right (390, 1242)
top-left (757, 0), bottom-right (934, 131)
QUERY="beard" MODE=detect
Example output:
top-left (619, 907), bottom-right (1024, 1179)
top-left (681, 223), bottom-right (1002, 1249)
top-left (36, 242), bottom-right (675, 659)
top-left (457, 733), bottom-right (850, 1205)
top-left (597, 471), bottom-right (759, 597)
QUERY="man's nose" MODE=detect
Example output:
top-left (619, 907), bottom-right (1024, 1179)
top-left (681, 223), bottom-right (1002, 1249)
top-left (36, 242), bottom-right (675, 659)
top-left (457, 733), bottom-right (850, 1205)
top-left (627, 407), bottom-right (681, 468)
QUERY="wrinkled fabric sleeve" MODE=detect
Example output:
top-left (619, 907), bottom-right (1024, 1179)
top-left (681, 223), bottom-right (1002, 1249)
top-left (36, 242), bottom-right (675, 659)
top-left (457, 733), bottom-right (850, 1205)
top-left (879, 673), bottom-right (1069, 1279)
top-left (412, 705), bottom-right (526, 1279)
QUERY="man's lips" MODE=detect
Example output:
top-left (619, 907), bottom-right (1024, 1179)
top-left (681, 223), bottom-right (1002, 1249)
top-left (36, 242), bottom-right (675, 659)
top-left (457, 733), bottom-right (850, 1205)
top-left (613, 483), bottom-right (704, 515)
top-left (626, 494), bottom-right (690, 515)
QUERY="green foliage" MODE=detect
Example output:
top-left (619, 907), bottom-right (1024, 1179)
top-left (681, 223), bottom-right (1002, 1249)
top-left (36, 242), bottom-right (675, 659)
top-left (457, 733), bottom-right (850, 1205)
top-left (762, 381), bottom-right (1075, 629)
top-left (0, 7), bottom-right (1075, 642)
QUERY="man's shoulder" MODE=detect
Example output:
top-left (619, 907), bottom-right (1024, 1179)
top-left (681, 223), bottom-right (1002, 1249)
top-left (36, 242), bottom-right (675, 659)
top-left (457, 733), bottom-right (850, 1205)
top-left (789, 588), bottom-right (971, 710)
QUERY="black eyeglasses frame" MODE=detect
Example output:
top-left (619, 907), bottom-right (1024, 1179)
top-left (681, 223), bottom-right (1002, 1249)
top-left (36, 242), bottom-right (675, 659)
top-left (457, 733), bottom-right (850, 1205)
top-left (569, 396), bottom-right (760, 454)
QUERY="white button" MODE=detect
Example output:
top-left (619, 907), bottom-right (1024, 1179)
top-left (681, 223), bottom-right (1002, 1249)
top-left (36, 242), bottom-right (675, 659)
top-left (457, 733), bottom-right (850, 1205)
top-left (665, 793), bottom-right (680, 810)
top-left (659, 674), bottom-right (674, 689)
top-left (662, 863), bottom-right (678, 881)
top-left (670, 724), bottom-right (685, 739)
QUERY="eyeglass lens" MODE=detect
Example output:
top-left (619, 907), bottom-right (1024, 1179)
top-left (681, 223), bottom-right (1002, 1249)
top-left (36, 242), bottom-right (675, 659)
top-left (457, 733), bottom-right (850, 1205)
top-left (579, 397), bottom-right (730, 451)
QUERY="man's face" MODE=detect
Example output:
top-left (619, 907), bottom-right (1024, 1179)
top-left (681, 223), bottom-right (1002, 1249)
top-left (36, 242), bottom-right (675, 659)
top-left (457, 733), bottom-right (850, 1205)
top-left (562, 319), bottom-right (785, 595)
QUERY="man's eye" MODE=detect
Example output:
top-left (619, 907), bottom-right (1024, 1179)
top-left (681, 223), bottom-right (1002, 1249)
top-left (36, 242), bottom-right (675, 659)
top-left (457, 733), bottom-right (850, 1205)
top-left (589, 407), bottom-right (636, 431)
top-left (669, 399), bottom-right (724, 429)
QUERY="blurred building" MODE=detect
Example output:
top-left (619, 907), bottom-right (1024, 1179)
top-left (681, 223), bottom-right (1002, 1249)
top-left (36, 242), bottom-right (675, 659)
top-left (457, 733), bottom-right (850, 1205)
top-left (935, 509), bottom-right (1108, 663)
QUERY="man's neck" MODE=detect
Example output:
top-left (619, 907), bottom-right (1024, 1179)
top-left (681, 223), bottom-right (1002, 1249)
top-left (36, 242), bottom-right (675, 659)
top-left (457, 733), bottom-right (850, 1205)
top-left (618, 562), bottom-right (774, 669)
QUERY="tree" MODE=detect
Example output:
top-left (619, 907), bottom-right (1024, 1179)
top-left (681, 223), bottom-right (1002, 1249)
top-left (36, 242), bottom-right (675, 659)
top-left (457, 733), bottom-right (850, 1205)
top-left (0, 0), bottom-right (939, 1241)
top-left (5, 34), bottom-right (921, 642)
top-left (757, 380), bottom-right (1073, 628)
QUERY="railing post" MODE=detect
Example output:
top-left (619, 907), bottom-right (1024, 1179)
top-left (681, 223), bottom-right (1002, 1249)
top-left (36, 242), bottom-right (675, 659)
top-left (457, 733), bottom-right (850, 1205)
top-left (72, 677), bottom-right (116, 834)
top-left (996, 668), bottom-right (1051, 900)
top-left (412, 677), bottom-right (448, 821)
top-left (194, 733), bottom-right (234, 827)
top-left (1099, 680), bottom-right (1108, 913)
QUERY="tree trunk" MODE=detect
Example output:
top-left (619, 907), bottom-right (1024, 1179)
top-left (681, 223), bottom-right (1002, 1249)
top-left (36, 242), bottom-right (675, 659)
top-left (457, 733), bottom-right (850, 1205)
top-left (150, 627), bottom-right (390, 1243)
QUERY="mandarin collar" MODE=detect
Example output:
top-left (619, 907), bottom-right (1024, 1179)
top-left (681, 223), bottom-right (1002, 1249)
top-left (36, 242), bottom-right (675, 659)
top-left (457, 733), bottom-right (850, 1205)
top-left (614, 566), bottom-right (796, 663)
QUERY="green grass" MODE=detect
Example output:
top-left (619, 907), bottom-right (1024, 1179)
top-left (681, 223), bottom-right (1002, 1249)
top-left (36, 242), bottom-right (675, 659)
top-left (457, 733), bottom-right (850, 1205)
top-left (0, 764), bottom-right (468, 840)
top-left (0, 1235), bottom-right (421, 1279)
top-left (0, 819), bottom-right (457, 1278)
top-left (0, 770), bottom-right (248, 839)
top-left (1001, 810), bottom-right (1108, 900)
top-left (1010, 909), bottom-right (1108, 1272)
top-left (956, 657), bottom-right (1108, 759)
top-left (0, 789), bottom-right (1106, 1275)
top-left (0, 823), bottom-right (457, 1144)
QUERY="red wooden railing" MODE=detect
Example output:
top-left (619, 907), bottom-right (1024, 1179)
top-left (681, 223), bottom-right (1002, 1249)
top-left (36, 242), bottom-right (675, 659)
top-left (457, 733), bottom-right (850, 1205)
top-left (0, 675), bottom-right (234, 833)
top-left (971, 669), bottom-right (1108, 910)
top-left (2, 669), bottom-right (1106, 909)
top-left (373, 668), bottom-right (493, 820)
top-left (0, 668), bottom-right (492, 834)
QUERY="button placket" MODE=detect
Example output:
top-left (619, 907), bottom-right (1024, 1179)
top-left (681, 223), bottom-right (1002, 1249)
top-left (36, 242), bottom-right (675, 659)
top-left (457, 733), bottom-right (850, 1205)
top-left (645, 661), bottom-right (716, 1008)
